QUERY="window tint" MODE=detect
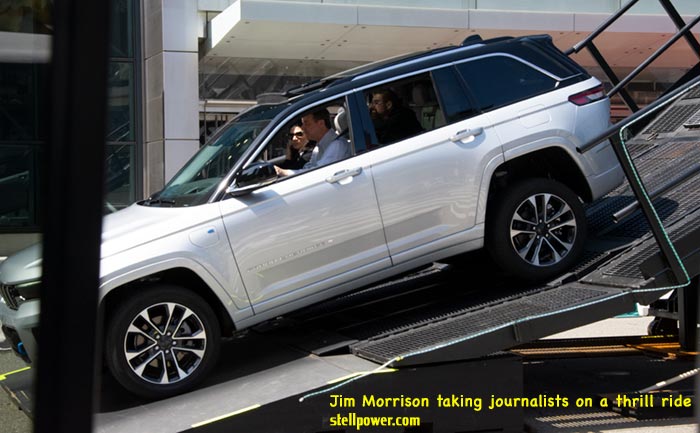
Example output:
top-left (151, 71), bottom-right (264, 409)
top-left (431, 67), bottom-right (477, 124)
top-left (363, 73), bottom-right (441, 147)
top-left (519, 39), bottom-right (585, 79)
top-left (456, 56), bottom-right (557, 111)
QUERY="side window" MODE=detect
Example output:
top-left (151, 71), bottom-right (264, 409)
top-left (257, 98), bottom-right (354, 176)
top-left (456, 56), bottom-right (558, 111)
top-left (431, 67), bottom-right (478, 124)
top-left (363, 73), bottom-right (443, 147)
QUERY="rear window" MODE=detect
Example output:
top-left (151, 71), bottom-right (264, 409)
top-left (519, 39), bottom-right (587, 79)
top-left (431, 67), bottom-right (477, 123)
top-left (456, 56), bottom-right (558, 111)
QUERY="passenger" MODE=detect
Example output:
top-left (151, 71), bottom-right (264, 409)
top-left (369, 89), bottom-right (423, 144)
top-left (275, 108), bottom-right (351, 177)
top-left (277, 124), bottom-right (314, 170)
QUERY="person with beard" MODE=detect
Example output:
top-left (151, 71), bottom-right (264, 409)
top-left (369, 88), bottom-right (423, 145)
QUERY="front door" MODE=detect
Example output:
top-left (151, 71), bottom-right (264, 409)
top-left (219, 100), bottom-right (390, 314)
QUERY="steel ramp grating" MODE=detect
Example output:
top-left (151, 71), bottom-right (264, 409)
top-left (351, 284), bottom-right (627, 364)
top-left (643, 104), bottom-right (700, 134)
top-left (599, 206), bottom-right (700, 280)
top-left (683, 85), bottom-right (700, 100)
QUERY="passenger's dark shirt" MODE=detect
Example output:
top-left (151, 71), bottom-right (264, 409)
top-left (373, 107), bottom-right (424, 144)
top-left (278, 146), bottom-right (314, 170)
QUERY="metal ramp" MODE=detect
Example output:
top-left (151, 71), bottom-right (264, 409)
top-left (344, 0), bottom-right (700, 367)
top-left (348, 79), bottom-right (700, 367)
top-left (351, 283), bottom-right (633, 366)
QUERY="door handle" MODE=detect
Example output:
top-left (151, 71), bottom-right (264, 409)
top-left (449, 127), bottom-right (484, 142)
top-left (326, 167), bottom-right (363, 184)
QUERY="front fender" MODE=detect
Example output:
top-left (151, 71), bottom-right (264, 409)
top-left (98, 228), bottom-right (253, 324)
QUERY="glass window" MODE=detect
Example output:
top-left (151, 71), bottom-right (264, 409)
top-left (431, 67), bottom-right (478, 124)
top-left (105, 0), bottom-right (139, 212)
top-left (105, 144), bottom-right (134, 211)
top-left (107, 62), bottom-right (135, 142)
top-left (110, 0), bottom-right (133, 57)
top-left (362, 73), bottom-right (441, 147)
top-left (0, 62), bottom-right (47, 231)
top-left (151, 103), bottom-right (288, 207)
top-left (0, 144), bottom-right (40, 229)
top-left (0, 63), bottom-right (47, 142)
top-left (456, 56), bottom-right (558, 111)
top-left (0, 1), bottom-right (141, 231)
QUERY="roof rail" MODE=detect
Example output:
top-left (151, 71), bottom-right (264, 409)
top-left (284, 78), bottom-right (337, 96)
top-left (460, 34), bottom-right (482, 46)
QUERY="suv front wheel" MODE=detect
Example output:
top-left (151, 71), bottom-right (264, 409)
top-left (105, 285), bottom-right (221, 399)
top-left (487, 178), bottom-right (587, 281)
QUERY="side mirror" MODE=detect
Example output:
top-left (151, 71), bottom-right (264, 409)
top-left (226, 162), bottom-right (278, 197)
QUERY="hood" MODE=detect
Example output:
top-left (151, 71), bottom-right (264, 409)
top-left (0, 243), bottom-right (42, 285)
top-left (0, 203), bottom-right (223, 284)
top-left (100, 202), bottom-right (222, 258)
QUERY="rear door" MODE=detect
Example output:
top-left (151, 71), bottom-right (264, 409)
top-left (357, 69), bottom-right (504, 265)
top-left (454, 55), bottom-right (564, 157)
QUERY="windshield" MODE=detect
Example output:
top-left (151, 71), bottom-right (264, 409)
top-left (144, 103), bottom-right (288, 207)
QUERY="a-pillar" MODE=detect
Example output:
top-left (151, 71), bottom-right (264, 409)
top-left (142, 0), bottom-right (200, 196)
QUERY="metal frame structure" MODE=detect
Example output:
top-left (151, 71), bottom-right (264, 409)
top-left (565, 0), bottom-right (700, 114)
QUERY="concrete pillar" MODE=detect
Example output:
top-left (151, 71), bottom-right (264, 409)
top-left (142, 0), bottom-right (200, 196)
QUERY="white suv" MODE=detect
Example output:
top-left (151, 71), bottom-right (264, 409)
top-left (0, 34), bottom-right (623, 398)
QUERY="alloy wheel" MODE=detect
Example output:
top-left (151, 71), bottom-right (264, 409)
top-left (123, 302), bottom-right (207, 385)
top-left (509, 192), bottom-right (577, 267)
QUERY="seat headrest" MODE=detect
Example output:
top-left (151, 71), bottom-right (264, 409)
top-left (412, 83), bottom-right (436, 105)
top-left (334, 107), bottom-right (348, 134)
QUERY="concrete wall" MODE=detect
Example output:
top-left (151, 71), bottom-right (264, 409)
top-left (143, 0), bottom-right (200, 196)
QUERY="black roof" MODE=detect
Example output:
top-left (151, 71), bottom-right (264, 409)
top-left (281, 33), bottom-right (586, 113)
top-left (284, 34), bottom-right (561, 99)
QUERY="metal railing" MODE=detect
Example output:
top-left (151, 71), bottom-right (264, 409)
top-left (571, 0), bottom-right (700, 287)
top-left (565, 0), bottom-right (700, 114)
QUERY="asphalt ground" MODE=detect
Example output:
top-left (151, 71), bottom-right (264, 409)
top-left (523, 346), bottom-right (698, 433)
top-left (1, 317), bottom-right (697, 433)
top-left (0, 333), bottom-right (32, 433)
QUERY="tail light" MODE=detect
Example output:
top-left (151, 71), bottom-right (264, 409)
top-left (568, 85), bottom-right (606, 106)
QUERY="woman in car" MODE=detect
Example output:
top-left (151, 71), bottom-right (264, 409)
top-left (278, 124), bottom-right (314, 170)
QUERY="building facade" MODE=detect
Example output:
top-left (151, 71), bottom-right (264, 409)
top-left (0, 0), bottom-right (698, 256)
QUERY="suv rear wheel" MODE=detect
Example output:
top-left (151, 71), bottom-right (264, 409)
top-left (487, 178), bottom-right (586, 281)
top-left (105, 285), bottom-right (221, 399)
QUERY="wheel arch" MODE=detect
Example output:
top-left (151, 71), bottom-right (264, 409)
top-left (100, 267), bottom-right (236, 338)
top-left (487, 146), bottom-right (593, 208)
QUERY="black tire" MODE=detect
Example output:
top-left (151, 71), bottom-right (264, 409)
top-left (487, 178), bottom-right (587, 282)
top-left (105, 285), bottom-right (221, 399)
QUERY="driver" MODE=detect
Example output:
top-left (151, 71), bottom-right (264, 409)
top-left (275, 108), bottom-right (350, 177)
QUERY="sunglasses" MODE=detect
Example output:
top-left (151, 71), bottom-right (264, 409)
top-left (288, 132), bottom-right (304, 138)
